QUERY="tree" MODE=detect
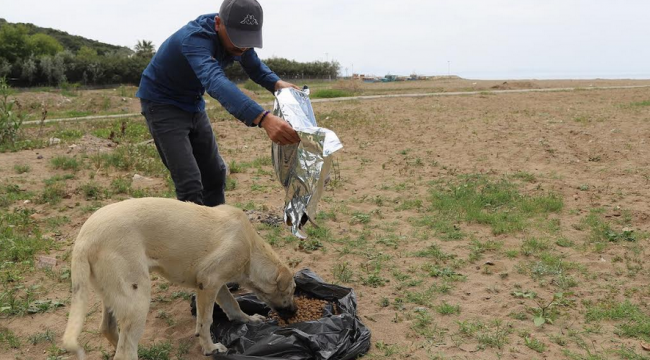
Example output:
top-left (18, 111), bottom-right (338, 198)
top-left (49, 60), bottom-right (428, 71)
top-left (20, 56), bottom-right (37, 83)
top-left (134, 40), bottom-right (155, 58)
top-left (76, 46), bottom-right (98, 61)
top-left (0, 24), bottom-right (30, 62)
top-left (0, 59), bottom-right (11, 79)
top-left (39, 53), bottom-right (67, 85)
top-left (27, 33), bottom-right (63, 56)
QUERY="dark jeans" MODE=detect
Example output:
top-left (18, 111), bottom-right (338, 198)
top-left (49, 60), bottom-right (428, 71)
top-left (140, 99), bottom-right (226, 206)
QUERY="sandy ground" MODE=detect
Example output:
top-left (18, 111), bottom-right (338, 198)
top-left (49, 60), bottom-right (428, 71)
top-left (1, 78), bottom-right (650, 359)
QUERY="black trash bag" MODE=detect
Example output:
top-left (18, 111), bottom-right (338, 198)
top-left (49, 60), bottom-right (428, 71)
top-left (190, 268), bottom-right (371, 360)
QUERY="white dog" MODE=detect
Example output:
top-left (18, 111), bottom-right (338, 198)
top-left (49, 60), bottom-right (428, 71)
top-left (62, 197), bottom-right (296, 360)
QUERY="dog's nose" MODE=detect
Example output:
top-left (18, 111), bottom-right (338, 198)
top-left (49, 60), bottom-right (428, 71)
top-left (277, 305), bottom-right (297, 320)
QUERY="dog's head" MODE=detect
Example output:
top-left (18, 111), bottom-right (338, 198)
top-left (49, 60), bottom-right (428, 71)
top-left (249, 265), bottom-right (297, 319)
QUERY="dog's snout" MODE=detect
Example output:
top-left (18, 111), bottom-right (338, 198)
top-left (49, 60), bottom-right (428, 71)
top-left (277, 305), bottom-right (297, 320)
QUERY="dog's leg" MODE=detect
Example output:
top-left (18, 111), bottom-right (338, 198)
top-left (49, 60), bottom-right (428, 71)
top-left (113, 281), bottom-right (150, 360)
top-left (99, 303), bottom-right (119, 348)
top-left (216, 285), bottom-right (265, 324)
top-left (195, 287), bottom-right (227, 355)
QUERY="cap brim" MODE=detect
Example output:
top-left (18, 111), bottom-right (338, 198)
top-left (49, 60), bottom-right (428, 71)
top-left (228, 27), bottom-right (263, 49)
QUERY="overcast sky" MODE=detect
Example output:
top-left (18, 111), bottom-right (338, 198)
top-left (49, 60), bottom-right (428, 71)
top-left (2, 0), bottom-right (649, 79)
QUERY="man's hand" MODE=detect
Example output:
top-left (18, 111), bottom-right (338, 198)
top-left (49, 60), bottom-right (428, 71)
top-left (261, 114), bottom-right (300, 145)
top-left (274, 80), bottom-right (300, 91)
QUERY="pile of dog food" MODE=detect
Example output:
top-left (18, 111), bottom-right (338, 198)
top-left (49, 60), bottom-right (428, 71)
top-left (269, 296), bottom-right (330, 326)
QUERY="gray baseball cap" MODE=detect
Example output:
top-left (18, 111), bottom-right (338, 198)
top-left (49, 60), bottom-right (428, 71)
top-left (219, 0), bottom-right (264, 48)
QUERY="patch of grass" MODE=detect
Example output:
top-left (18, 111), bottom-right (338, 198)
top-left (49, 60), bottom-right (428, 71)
top-left (90, 143), bottom-right (166, 176)
top-left (512, 171), bottom-right (537, 183)
top-left (0, 327), bottom-right (21, 349)
top-left (456, 319), bottom-right (484, 338)
top-left (616, 345), bottom-right (650, 360)
top-left (405, 287), bottom-right (436, 306)
top-left (436, 301), bottom-right (460, 315)
top-left (62, 110), bottom-right (93, 119)
top-left (517, 252), bottom-right (579, 289)
top-left (586, 300), bottom-right (650, 341)
top-left (521, 237), bottom-right (552, 256)
top-left (27, 329), bottom-right (56, 345)
top-left (411, 215), bottom-right (465, 240)
top-left (410, 310), bottom-right (446, 341)
top-left (469, 239), bottom-right (503, 262)
top-left (556, 237), bottom-right (574, 248)
top-left (396, 199), bottom-right (422, 211)
top-left (225, 177), bottom-right (237, 191)
top-left (13, 164), bottom-right (30, 174)
top-left (37, 182), bottom-right (67, 205)
top-left (138, 341), bottom-right (173, 360)
top-left (624, 100), bottom-right (650, 108)
top-left (413, 243), bottom-right (454, 262)
top-left (476, 319), bottom-right (512, 350)
top-left (44, 174), bottom-right (75, 186)
top-left (376, 233), bottom-right (402, 249)
top-left (524, 335), bottom-right (546, 353)
top-left (228, 160), bottom-right (244, 174)
top-left (311, 89), bottom-right (352, 99)
top-left (0, 208), bottom-right (53, 267)
top-left (79, 182), bottom-right (104, 201)
top-left (350, 211), bottom-right (371, 225)
top-left (579, 209), bottom-right (640, 249)
top-left (52, 128), bottom-right (83, 140)
top-left (51, 155), bottom-right (82, 172)
top-left (0, 183), bottom-right (33, 207)
top-left (374, 340), bottom-right (401, 357)
top-left (110, 177), bottom-right (132, 194)
top-left (361, 271), bottom-right (388, 288)
top-left (156, 310), bottom-right (175, 326)
top-left (332, 262), bottom-right (353, 283)
top-left (428, 175), bottom-right (563, 235)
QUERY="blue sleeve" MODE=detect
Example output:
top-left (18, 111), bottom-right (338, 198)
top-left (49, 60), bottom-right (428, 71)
top-left (240, 50), bottom-right (280, 93)
top-left (181, 33), bottom-right (264, 126)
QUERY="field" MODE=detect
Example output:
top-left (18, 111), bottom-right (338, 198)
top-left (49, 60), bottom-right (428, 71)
top-left (1, 77), bottom-right (650, 360)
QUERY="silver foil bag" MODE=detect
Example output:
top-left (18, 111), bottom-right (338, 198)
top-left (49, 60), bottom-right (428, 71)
top-left (271, 87), bottom-right (343, 239)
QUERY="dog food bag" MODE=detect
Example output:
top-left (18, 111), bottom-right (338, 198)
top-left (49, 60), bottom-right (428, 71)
top-left (271, 87), bottom-right (343, 239)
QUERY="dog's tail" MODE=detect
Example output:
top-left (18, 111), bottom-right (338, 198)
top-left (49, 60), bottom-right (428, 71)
top-left (61, 248), bottom-right (90, 359)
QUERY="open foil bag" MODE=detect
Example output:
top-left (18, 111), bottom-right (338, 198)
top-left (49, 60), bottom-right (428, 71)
top-left (271, 87), bottom-right (343, 239)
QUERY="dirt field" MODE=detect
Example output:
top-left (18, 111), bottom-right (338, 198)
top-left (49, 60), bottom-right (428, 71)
top-left (2, 78), bottom-right (650, 360)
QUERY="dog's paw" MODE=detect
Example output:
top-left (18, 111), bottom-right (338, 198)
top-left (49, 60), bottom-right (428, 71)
top-left (248, 314), bottom-right (266, 324)
top-left (203, 343), bottom-right (227, 356)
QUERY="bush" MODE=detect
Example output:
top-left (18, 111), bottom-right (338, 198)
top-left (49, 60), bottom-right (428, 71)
top-left (0, 78), bottom-right (24, 145)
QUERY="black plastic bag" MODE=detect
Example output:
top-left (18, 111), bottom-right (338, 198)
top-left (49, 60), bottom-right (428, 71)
top-left (190, 269), bottom-right (371, 360)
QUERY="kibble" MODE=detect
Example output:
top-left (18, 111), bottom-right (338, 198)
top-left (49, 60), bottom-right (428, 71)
top-left (269, 296), bottom-right (329, 326)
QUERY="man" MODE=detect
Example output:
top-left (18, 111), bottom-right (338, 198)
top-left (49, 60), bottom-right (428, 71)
top-left (137, 0), bottom-right (300, 207)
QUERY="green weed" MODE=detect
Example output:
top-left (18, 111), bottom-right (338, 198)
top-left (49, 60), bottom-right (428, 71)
top-left (138, 341), bottom-right (173, 360)
top-left (13, 164), bottom-right (30, 174)
top-left (436, 301), bottom-right (460, 315)
top-left (332, 262), bottom-right (353, 283)
top-left (0, 327), bottom-right (21, 349)
top-left (51, 155), bottom-right (82, 172)
top-left (524, 335), bottom-right (546, 353)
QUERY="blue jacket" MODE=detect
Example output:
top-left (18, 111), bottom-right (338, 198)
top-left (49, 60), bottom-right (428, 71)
top-left (136, 13), bottom-right (280, 126)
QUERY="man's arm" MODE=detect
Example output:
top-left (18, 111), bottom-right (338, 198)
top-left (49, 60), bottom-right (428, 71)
top-left (181, 34), bottom-right (264, 127)
top-left (181, 35), bottom-right (299, 144)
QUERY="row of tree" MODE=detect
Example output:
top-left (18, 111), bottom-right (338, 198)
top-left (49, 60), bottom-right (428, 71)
top-left (0, 22), bottom-right (339, 88)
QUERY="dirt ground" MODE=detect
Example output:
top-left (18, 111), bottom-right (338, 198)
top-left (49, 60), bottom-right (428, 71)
top-left (2, 78), bottom-right (650, 360)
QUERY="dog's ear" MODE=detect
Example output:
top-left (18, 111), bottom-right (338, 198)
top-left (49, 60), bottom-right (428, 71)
top-left (275, 267), bottom-right (294, 292)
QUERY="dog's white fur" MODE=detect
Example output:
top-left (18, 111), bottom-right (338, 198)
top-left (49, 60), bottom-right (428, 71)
top-left (62, 197), bottom-right (296, 360)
